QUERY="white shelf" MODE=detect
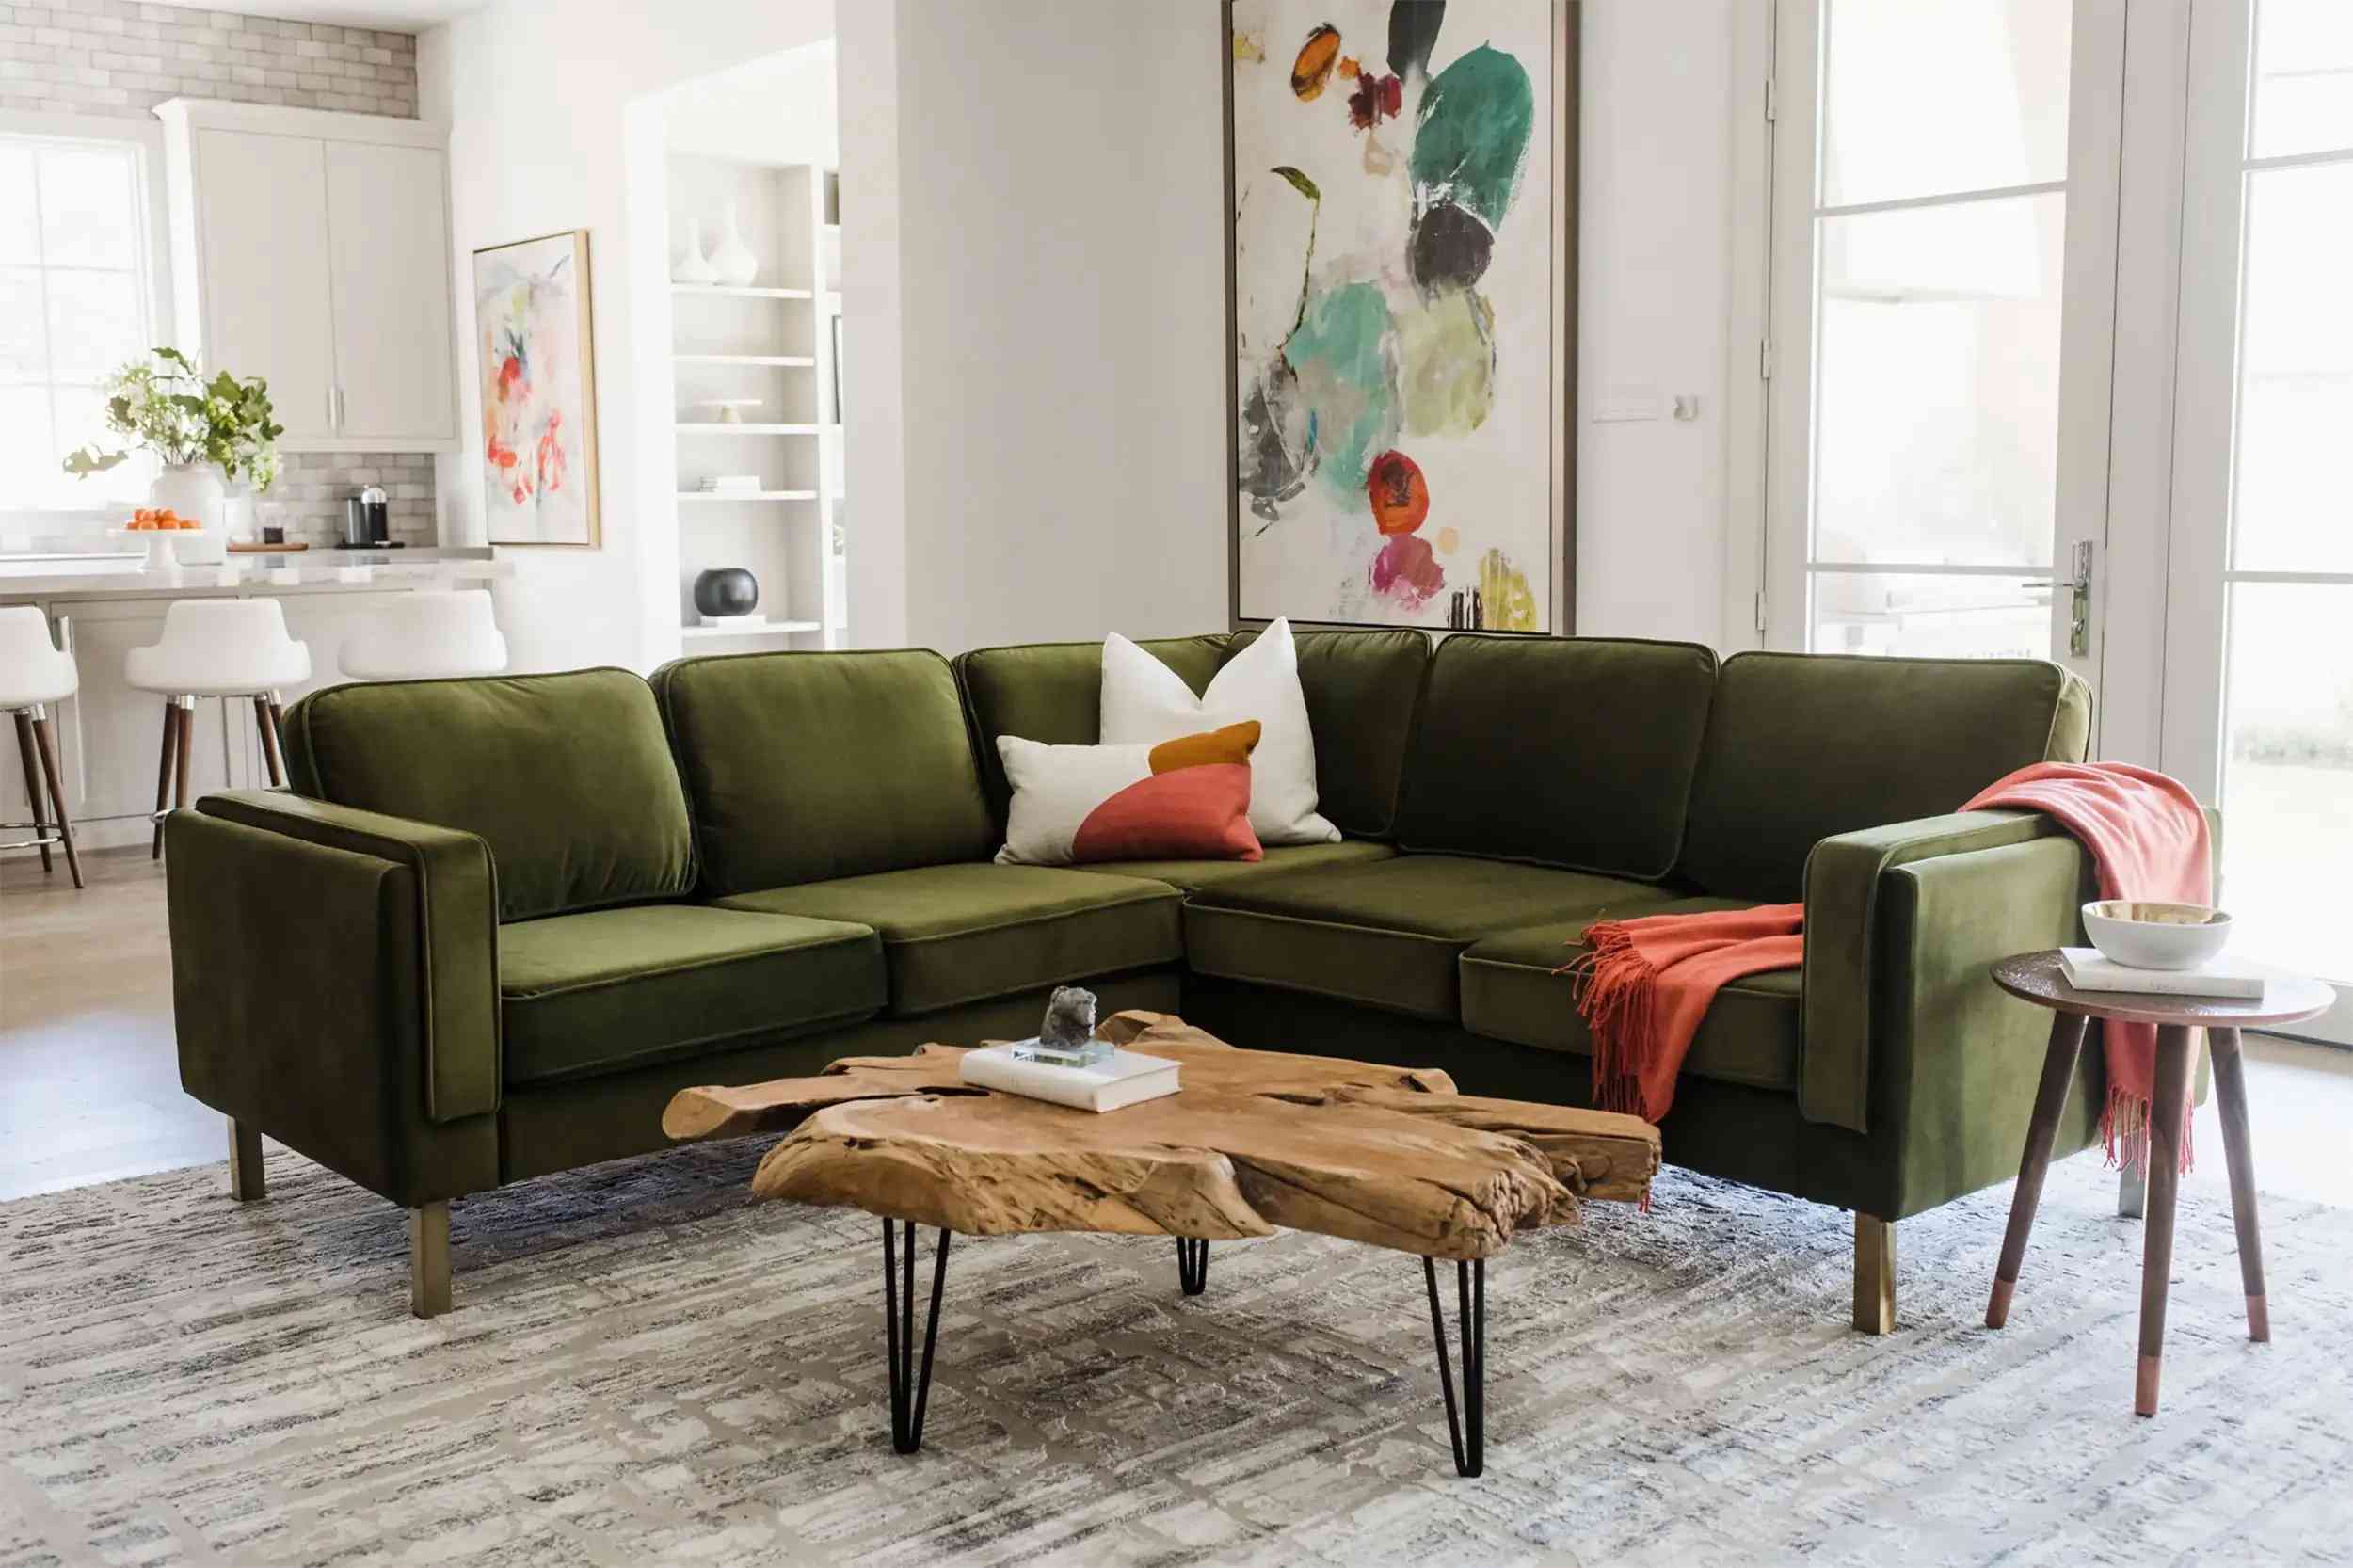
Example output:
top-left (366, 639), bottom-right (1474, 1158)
top-left (681, 619), bottom-right (822, 639)
top-left (678, 489), bottom-right (819, 502)
top-left (675, 353), bottom-right (816, 367)
top-left (677, 422), bottom-right (824, 435)
top-left (672, 283), bottom-right (813, 300)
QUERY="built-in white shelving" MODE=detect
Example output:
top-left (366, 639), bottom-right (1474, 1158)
top-left (661, 145), bottom-right (847, 651)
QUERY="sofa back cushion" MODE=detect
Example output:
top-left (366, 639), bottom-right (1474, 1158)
top-left (1393, 635), bottom-right (1719, 877)
top-left (283, 667), bottom-right (695, 922)
top-left (1223, 628), bottom-right (1430, 838)
top-left (954, 636), bottom-right (1229, 824)
top-left (1676, 652), bottom-right (2094, 901)
top-left (655, 648), bottom-right (995, 895)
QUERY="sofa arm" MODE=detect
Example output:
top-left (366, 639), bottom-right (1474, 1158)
top-left (1799, 809), bottom-right (2074, 1132)
top-left (178, 790), bottom-right (502, 1128)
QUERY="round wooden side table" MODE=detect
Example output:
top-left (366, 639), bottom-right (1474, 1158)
top-left (1985, 950), bottom-right (2334, 1416)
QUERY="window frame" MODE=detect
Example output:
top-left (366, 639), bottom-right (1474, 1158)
top-left (0, 110), bottom-right (175, 519)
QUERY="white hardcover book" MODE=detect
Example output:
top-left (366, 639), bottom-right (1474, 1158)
top-left (957, 1044), bottom-right (1180, 1112)
top-left (2058, 947), bottom-right (2271, 1000)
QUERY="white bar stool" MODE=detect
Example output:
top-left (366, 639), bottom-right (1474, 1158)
top-left (0, 605), bottom-right (83, 888)
top-left (339, 589), bottom-right (509, 680)
top-left (125, 599), bottom-right (311, 858)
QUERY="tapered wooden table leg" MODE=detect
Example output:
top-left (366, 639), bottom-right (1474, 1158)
top-left (1988, 1011), bottom-right (2089, 1328)
top-left (2207, 1027), bottom-right (2269, 1342)
top-left (2136, 1024), bottom-right (2196, 1416)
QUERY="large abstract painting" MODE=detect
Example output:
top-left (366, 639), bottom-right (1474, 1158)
top-left (1227, 0), bottom-right (1571, 631)
top-left (474, 230), bottom-right (601, 548)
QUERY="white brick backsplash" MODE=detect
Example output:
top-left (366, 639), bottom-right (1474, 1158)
top-left (0, 0), bottom-right (415, 117)
top-left (265, 453), bottom-right (438, 546)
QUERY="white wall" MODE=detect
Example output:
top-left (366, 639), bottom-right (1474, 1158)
top-left (430, 0), bottom-right (1748, 666)
top-left (417, 0), bottom-right (835, 674)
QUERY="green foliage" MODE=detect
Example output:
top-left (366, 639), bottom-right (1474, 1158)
top-left (60, 347), bottom-right (284, 490)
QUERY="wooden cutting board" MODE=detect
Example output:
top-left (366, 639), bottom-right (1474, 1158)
top-left (227, 541), bottom-right (310, 553)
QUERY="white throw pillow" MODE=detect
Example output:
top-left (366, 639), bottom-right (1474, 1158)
top-left (1098, 618), bottom-right (1339, 846)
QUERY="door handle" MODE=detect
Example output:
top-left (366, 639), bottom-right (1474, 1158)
top-left (2021, 541), bottom-right (2092, 657)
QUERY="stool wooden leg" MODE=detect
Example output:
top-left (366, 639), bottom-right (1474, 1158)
top-left (2136, 1023), bottom-right (2196, 1416)
top-left (13, 710), bottom-right (51, 874)
top-left (151, 698), bottom-right (179, 859)
top-left (1853, 1214), bottom-right (1895, 1335)
top-left (171, 697), bottom-right (194, 816)
top-left (2208, 1027), bottom-right (2269, 1342)
top-left (1988, 1011), bottom-right (2089, 1327)
top-left (252, 694), bottom-right (286, 788)
top-left (28, 709), bottom-right (81, 889)
top-left (227, 1117), bottom-right (265, 1201)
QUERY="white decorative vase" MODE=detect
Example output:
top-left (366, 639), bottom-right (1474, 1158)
top-left (673, 217), bottom-right (718, 285)
top-left (150, 462), bottom-right (225, 532)
top-left (712, 200), bottom-right (758, 287)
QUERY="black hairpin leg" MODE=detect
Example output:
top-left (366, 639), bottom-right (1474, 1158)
top-left (881, 1218), bottom-right (951, 1454)
top-left (1175, 1237), bottom-right (1210, 1297)
top-left (1422, 1256), bottom-right (1485, 1477)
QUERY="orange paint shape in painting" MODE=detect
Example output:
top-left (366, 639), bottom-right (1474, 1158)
top-left (1291, 24), bottom-right (1342, 100)
top-left (1368, 450), bottom-right (1431, 536)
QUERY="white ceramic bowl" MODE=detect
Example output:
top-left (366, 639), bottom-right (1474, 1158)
top-left (2081, 900), bottom-right (2232, 970)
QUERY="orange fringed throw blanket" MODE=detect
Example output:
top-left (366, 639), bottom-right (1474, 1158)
top-left (1567, 761), bottom-right (2210, 1171)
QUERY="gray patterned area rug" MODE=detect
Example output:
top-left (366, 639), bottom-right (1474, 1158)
top-left (4, 1144), bottom-right (2351, 1568)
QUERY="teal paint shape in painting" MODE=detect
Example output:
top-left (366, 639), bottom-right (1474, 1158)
top-left (1409, 44), bottom-right (1535, 230)
top-left (1284, 280), bottom-right (1401, 503)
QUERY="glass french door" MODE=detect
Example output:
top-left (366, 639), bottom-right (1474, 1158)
top-left (1765, 0), bottom-right (2121, 685)
top-left (2164, 0), bottom-right (2353, 1042)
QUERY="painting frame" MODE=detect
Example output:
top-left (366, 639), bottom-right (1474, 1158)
top-left (472, 228), bottom-right (603, 550)
top-left (1223, 0), bottom-right (1577, 634)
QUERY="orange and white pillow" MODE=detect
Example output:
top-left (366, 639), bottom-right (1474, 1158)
top-left (996, 722), bottom-right (1264, 867)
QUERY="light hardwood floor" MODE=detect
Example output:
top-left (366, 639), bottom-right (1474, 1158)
top-left (4, 844), bottom-right (2350, 1207)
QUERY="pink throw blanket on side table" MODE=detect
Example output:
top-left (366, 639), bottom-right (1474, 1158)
top-left (1960, 760), bottom-right (2211, 1171)
top-left (1567, 761), bottom-right (2210, 1171)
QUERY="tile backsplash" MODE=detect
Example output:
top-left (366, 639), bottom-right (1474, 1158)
top-left (0, 0), bottom-right (418, 118)
top-left (268, 452), bottom-right (435, 546)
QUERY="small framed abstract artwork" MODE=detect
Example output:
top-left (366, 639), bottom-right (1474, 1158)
top-left (473, 229), bottom-right (602, 548)
top-left (1225, 0), bottom-right (1577, 632)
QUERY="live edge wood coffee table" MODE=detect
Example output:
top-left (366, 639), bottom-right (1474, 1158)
top-left (664, 1012), bottom-right (1660, 1476)
top-left (1986, 951), bottom-right (2335, 1416)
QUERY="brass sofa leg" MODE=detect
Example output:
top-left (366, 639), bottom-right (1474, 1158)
top-left (410, 1202), bottom-right (452, 1319)
top-left (227, 1118), bottom-right (265, 1201)
top-left (1853, 1213), bottom-right (1896, 1334)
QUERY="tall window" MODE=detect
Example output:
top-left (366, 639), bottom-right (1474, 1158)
top-left (1782, 1), bottom-right (2074, 657)
top-left (0, 131), bottom-right (160, 511)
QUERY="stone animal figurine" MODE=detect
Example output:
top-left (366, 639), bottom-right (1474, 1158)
top-left (1040, 986), bottom-right (1098, 1051)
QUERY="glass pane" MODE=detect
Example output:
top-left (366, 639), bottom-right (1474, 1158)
top-left (2251, 0), bottom-right (2353, 160)
top-left (0, 267), bottom-right (45, 382)
top-left (0, 145), bottom-right (36, 266)
top-left (2221, 583), bottom-right (2353, 984)
top-left (1821, 0), bottom-right (2072, 208)
top-left (44, 268), bottom-right (144, 384)
top-left (1811, 570), bottom-right (2052, 659)
top-left (2234, 162), bottom-right (2353, 574)
top-left (1813, 193), bottom-right (2064, 569)
top-left (0, 384), bottom-right (60, 507)
top-left (37, 145), bottom-right (138, 269)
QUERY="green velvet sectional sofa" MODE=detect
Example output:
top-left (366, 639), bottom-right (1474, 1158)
top-left (168, 631), bottom-right (2113, 1328)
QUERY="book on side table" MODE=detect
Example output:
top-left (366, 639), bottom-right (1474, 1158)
top-left (2057, 947), bottom-right (2284, 1000)
top-left (958, 1043), bottom-right (1180, 1112)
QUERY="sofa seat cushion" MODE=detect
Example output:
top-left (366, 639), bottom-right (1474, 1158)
top-left (1458, 900), bottom-right (1801, 1092)
top-left (1182, 855), bottom-right (1678, 1019)
top-left (1070, 838), bottom-right (1396, 892)
top-left (715, 863), bottom-right (1183, 1016)
top-left (499, 904), bottom-right (886, 1088)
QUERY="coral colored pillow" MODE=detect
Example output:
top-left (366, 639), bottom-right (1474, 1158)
top-left (996, 722), bottom-right (1265, 867)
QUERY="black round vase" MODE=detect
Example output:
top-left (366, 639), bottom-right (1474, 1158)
top-left (693, 567), bottom-right (760, 617)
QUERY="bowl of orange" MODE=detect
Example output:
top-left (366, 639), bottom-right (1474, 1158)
top-left (110, 509), bottom-right (209, 571)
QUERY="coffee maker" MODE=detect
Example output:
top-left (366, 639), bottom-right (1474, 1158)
top-left (340, 487), bottom-right (397, 549)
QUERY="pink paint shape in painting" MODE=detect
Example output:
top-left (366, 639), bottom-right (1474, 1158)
top-left (474, 231), bottom-right (600, 547)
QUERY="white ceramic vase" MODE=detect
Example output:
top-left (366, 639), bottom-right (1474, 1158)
top-left (673, 217), bottom-right (718, 285)
top-left (150, 462), bottom-right (225, 532)
top-left (712, 200), bottom-right (759, 287)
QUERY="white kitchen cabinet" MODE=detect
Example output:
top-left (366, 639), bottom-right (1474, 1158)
top-left (158, 100), bottom-right (458, 454)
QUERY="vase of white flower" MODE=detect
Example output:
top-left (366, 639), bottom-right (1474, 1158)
top-left (63, 347), bottom-right (283, 531)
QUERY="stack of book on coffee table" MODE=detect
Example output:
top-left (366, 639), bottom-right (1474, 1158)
top-left (2058, 947), bottom-right (2292, 1001)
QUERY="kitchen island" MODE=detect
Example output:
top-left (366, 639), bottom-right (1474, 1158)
top-left (1, 549), bottom-right (515, 851)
